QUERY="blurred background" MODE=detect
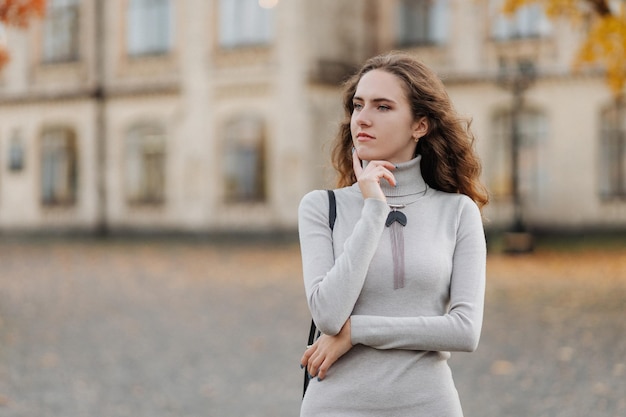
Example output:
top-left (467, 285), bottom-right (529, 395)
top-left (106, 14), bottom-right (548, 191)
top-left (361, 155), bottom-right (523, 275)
top-left (0, 0), bottom-right (624, 416)
top-left (0, 0), bottom-right (623, 236)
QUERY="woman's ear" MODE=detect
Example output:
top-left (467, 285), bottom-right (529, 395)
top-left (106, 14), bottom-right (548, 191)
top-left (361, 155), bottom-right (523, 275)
top-left (412, 117), bottom-right (429, 141)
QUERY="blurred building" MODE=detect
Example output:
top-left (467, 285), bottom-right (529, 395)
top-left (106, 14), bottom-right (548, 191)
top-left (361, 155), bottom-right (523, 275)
top-left (0, 0), bottom-right (624, 235)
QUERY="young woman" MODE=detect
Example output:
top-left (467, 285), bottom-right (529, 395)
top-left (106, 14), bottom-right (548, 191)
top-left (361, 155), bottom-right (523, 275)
top-left (298, 52), bottom-right (489, 416)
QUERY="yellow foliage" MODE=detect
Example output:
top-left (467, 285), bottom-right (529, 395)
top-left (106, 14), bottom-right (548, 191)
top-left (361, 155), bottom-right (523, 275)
top-left (502, 0), bottom-right (583, 19)
top-left (0, 45), bottom-right (8, 69)
top-left (0, 0), bottom-right (46, 71)
top-left (502, 0), bottom-right (533, 15)
top-left (576, 13), bottom-right (626, 93)
top-left (502, 0), bottom-right (626, 95)
top-left (0, 0), bottom-right (46, 28)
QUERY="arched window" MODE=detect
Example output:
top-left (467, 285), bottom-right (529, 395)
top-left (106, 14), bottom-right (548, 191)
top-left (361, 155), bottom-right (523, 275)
top-left (396, 0), bottom-right (449, 47)
top-left (219, 0), bottom-right (274, 48)
top-left (222, 116), bottom-right (266, 203)
top-left (125, 124), bottom-right (166, 205)
top-left (127, 0), bottom-right (172, 56)
top-left (42, 0), bottom-right (80, 63)
top-left (489, 108), bottom-right (548, 200)
top-left (40, 127), bottom-right (78, 206)
top-left (599, 102), bottom-right (626, 199)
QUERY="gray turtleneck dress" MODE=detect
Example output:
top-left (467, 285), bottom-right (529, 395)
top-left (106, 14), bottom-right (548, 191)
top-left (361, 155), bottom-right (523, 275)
top-left (298, 156), bottom-right (486, 417)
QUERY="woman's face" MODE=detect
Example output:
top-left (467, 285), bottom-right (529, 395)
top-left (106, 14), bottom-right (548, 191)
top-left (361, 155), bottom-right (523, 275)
top-left (350, 69), bottom-right (426, 164)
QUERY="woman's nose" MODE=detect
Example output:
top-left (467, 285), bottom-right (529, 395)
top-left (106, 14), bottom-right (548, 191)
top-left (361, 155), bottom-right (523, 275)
top-left (355, 108), bottom-right (372, 126)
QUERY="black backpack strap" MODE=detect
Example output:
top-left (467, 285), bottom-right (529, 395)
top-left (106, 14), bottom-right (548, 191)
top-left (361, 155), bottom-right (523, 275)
top-left (327, 189), bottom-right (336, 231)
top-left (304, 190), bottom-right (337, 398)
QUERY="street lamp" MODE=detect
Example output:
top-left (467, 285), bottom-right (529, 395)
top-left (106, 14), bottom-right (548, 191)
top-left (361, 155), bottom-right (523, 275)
top-left (497, 57), bottom-right (536, 253)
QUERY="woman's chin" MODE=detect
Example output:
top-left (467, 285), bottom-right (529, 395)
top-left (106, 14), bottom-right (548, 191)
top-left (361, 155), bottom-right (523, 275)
top-left (355, 149), bottom-right (378, 162)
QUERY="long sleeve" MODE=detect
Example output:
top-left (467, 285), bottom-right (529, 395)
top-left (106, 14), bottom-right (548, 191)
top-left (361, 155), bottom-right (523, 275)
top-left (350, 196), bottom-right (486, 352)
top-left (298, 189), bottom-right (388, 336)
top-left (300, 157), bottom-right (482, 417)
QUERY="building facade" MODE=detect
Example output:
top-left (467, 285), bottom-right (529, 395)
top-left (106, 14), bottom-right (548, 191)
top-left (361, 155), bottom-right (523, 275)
top-left (0, 0), bottom-right (624, 234)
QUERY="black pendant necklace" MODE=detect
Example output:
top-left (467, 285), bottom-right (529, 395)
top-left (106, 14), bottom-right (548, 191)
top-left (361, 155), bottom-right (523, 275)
top-left (387, 204), bottom-right (407, 290)
top-left (384, 186), bottom-right (428, 290)
top-left (386, 207), bottom-right (407, 227)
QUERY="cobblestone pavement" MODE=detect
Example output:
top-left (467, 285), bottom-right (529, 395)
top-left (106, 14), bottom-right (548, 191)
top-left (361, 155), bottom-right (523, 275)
top-left (0, 238), bottom-right (624, 417)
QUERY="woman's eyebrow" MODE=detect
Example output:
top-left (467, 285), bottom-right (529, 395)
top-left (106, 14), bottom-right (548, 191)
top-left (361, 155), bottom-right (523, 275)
top-left (353, 96), bottom-right (397, 104)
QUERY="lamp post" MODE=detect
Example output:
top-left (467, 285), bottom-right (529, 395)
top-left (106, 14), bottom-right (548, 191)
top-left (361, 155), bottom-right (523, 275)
top-left (94, 0), bottom-right (108, 236)
top-left (498, 58), bottom-right (536, 252)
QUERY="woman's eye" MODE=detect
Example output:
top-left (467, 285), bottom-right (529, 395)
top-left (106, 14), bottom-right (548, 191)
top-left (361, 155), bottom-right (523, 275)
top-left (378, 105), bottom-right (390, 111)
top-left (353, 103), bottom-right (363, 110)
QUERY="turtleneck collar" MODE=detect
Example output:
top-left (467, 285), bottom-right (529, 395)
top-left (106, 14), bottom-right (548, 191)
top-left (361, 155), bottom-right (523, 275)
top-left (353, 155), bottom-right (429, 205)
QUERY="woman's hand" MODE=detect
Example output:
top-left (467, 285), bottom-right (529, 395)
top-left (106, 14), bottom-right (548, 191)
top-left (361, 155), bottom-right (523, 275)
top-left (301, 319), bottom-right (353, 381)
top-left (352, 148), bottom-right (396, 202)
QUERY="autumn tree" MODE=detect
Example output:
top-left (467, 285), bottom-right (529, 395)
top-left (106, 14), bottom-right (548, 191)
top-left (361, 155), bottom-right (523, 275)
top-left (0, 0), bottom-right (46, 69)
top-left (502, 0), bottom-right (626, 95)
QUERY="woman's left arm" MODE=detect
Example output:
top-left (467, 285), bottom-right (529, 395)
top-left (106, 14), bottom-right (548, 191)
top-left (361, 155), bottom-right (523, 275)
top-left (350, 197), bottom-right (487, 352)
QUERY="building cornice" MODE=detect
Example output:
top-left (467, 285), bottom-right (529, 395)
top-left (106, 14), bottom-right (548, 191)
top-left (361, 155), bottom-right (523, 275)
top-left (0, 82), bottom-right (181, 105)
top-left (441, 67), bottom-right (606, 86)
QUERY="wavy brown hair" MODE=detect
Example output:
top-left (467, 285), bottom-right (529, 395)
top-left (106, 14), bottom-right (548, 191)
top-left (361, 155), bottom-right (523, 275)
top-left (331, 52), bottom-right (489, 209)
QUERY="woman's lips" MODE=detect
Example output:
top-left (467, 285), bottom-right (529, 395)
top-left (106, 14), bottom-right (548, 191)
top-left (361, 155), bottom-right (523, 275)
top-left (357, 132), bottom-right (374, 141)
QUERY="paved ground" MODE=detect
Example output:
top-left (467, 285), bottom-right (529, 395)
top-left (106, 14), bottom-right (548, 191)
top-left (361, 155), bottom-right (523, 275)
top-left (0, 237), bottom-right (624, 417)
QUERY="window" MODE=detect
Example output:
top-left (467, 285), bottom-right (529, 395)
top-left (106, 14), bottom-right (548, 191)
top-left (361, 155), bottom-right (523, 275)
top-left (491, 1), bottom-right (551, 40)
top-left (396, 0), bottom-right (448, 46)
top-left (42, 0), bottom-right (80, 63)
top-left (125, 124), bottom-right (166, 205)
top-left (219, 0), bottom-right (274, 48)
top-left (127, 0), bottom-right (172, 56)
top-left (222, 116), bottom-right (266, 203)
top-left (599, 102), bottom-right (626, 199)
top-left (41, 127), bottom-right (78, 206)
top-left (489, 109), bottom-right (548, 200)
top-left (9, 130), bottom-right (25, 172)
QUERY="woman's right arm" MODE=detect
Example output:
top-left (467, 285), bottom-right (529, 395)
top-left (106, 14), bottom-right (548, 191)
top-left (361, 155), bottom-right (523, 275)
top-left (298, 190), bottom-right (387, 335)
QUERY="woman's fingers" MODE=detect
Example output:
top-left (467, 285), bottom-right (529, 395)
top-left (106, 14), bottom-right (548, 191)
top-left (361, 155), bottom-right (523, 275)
top-left (301, 343), bottom-right (315, 369)
top-left (316, 358), bottom-right (332, 381)
top-left (352, 149), bottom-right (396, 182)
top-left (302, 320), bottom-right (353, 381)
top-left (352, 147), bottom-right (363, 178)
top-left (372, 164), bottom-right (397, 188)
top-left (307, 350), bottom-right (324, 378)
top-left (307, 345), bottom-right (341, 381)
top-left (355, 160), bottom-right (396, 201)
top-left (352, 148), bottom-right (363, 178)
top-left (353, 150), bottom-right (395, 180)
top-left (302, 342), bottom-right (325, 378)
top-left (302, 338), bottom-right (327, 378)
top-left (307, 345), bottom-right (332, 380)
